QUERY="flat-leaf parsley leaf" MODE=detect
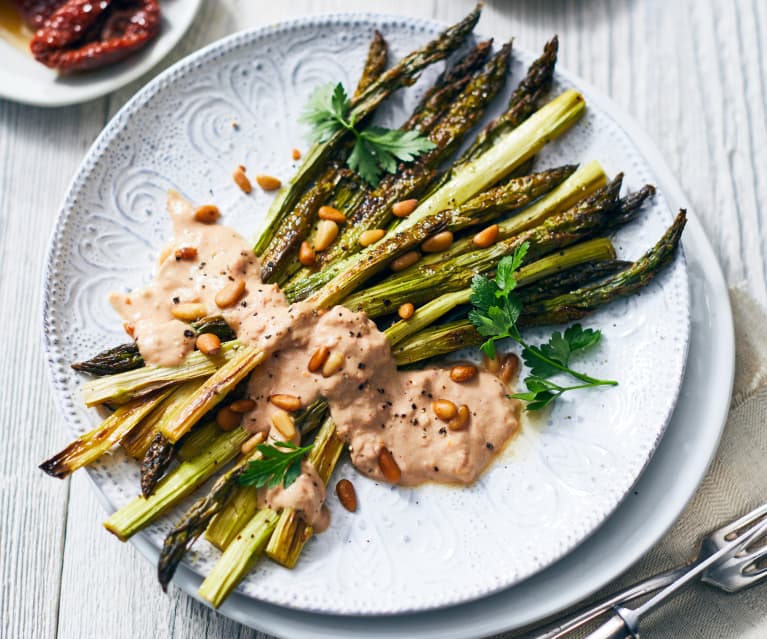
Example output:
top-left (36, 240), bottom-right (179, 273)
top-left (301, 82), bottom-right (436, 186)
top-left (468, 243), bottom-right (617, 410)
top-left (238, 441), bottom-right (314, 489)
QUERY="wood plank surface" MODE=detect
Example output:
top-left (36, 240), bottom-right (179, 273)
top-left (1, 1), bottom-right (765, 638)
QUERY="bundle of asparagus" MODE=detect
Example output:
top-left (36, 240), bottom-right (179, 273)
top-left (40, 6), bottom-right (686, 609)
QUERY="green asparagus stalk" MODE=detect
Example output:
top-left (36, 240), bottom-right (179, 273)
top-left (262, 32), bottom-right (390, 285)
top-left (81, 340), bottom-right (243, 406)
top-left (125, 378), bottom-right (206, 491)
top-left (284, 164), bottom-right (577, 302)
top-left (71, 317), bottom-right (235, 377)
top-left (104, 426), bottom-right (250, 541)
top-left (204, 399), bottom-right (330, 550)
top-left (384, 237), bottom-right (616, 347)
top-left (353, 30), bottom-right (388, 99)
top-left (266, 417), bottom-right (344, 567)
top-left (517, 259), bottom-right (631, 304)
top-left (121, 391), bottom-right (177, 460)
top-left (157, 452), bottom-right (256, 590)
top-left (197, 508), bottom-right (279, 608)
top-left (71, 343), bottom-right (144, 376)
top-left (462, 36), bottom-right (559, 165)
top-left (141, 433), bottom-right (176, 498)
top-left (404, 39), bottom-right (493, 132)
top-left (603, 184), bottom-right (657, 232)
top-left (301, 90), bottom-right (586, 309)
top-left (422, 160), bottom-right (607, 269)
top-left (523, 210), bottom-right (687, 321)
top-left (177, 422), bottom-right (220, 462)
top-left (310, 42), bottom-right (512, 274)
top-left (161, 346), bottom-right (265, 443)
top-left (259, 167), bottom-right (340, 283)
top-left (428, 37), bottom-right (559, 194)
top-left (39, 389), bottom-right (173, 479)
top-left (343, 175), bottom-right (623, 317)
top-left (253, 5), bottom-right (481, 255)
top-left (305, 209), bottom-right (455, 309)
top-left (393, 319), bottom-right (483, 366)
top-left (205, 483), bottom-right (262, 551)
top-left (392, 211), bottom-right (687, 365)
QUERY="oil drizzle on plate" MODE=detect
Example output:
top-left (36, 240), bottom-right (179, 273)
top-left (0, 2), bottom-right (32, 52)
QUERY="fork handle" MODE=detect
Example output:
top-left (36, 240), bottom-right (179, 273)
top-left (583, 612), bottom-right (637, 639)
top-left (532, 565), bottom-right (688, 638)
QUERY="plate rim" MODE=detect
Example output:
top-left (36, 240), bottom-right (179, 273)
top-left (39, 10), bottom-right (705, 623)
top-left (0, 0), bottom-right (203, 107)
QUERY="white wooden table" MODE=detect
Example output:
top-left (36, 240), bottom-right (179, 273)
top-left (1, 1), bottom-right (765, 637)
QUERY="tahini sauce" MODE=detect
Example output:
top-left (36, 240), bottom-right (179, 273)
top-left (110, 192), bottom-right (521, 528)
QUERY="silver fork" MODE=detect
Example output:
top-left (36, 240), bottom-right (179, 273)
top-left (532, 501), bottom-right (767, 639)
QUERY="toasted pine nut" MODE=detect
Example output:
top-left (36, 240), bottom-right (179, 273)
top-left (171, 303), bottom-right (207, 321)
top-left (299, 241), bottom-right (316, 266)
top-left (233, 166), bottom-right (253, 193)
top-left (336, 479), bottom-right (358, 512)
top-left (483, 352), bottom-right (500, 374)
top-left (240, 431), bottom-right (266, 455)
top-left (313, 220), bottom-right (339, 251)
top-left (318, 205), bottom-right (346, 224)
top-left (450, 364), bottom-right (478, 383)
top-left (359, 229), bottom-right (386, 247)
top-left (174, 246), bottom-right (198, 260)
top-left (473, 224), bottom-right (499, 249)
top-left (215, 279), bottom-right (246, 308)
top-left (216, 406), bottom-right (242, 431)
top-left (432, 399), bottom-right (458, 421)
top-left (392, 199), bottom-right (418, 218)
top-left (378, 447), bottom-right (401, 483)
top-left (390, 250), bottom-right (420, 272)
top-left (292, 148), bottom-right (301, 161)
top-left (196, 333), bottom-right (221, 355)
top-left (271, 409), bottom-right (296, 439)
top-left (269, 393), bottom-right (301, 411)
top-left (229, 398), bottom-right (256, 413)
top-left (322, 351), bottom-right (345, 377)
top-left (398, 302), bottom-right (415, 320)
top-left (421, 231), bottom-right (453, 253)
top-left (308, 346), bottom-right (329, 372)
top-left (256, 174), bottom-right (282, 191)
top-left (194, 204), bottom-right (221, 224)
top-left (499, 353), bottom-right (520, 385)
top-left (447, 404), bottom-right (470, 431)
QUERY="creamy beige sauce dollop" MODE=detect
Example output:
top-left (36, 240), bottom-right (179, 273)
top-left (110, 192), bottom-right (521, 528)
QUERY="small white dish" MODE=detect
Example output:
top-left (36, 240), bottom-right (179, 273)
top-left (0, 0), bottom-right (201, 107)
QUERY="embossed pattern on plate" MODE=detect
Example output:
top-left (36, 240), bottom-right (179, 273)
top-left (42, 15), bottom-right (690, 614)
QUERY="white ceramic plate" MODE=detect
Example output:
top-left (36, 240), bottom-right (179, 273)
top-left (0, 0), bottom-right (201, 107)
top-left (42, 15), bottom-right (691, 615)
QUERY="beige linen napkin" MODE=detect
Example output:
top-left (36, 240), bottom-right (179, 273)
top-left (504, 288), bottom-right (767, 639)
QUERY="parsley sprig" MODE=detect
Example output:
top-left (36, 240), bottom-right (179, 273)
top-left (238, 441), bottom-right (314, 489)
top-left (301, 82), bottom-right (436, 186)
top-left (468, 242), bottom-right (617, 410)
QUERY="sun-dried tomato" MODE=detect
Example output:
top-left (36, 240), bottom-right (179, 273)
top-left (28, 0), bottom-right (161, 73)
top-left (12, 0), bottom-right (66, 30)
